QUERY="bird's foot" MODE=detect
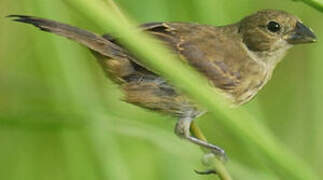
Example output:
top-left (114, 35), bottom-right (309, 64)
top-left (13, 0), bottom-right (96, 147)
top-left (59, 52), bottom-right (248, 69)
top-left (195, 152), bottom-right (228, 176)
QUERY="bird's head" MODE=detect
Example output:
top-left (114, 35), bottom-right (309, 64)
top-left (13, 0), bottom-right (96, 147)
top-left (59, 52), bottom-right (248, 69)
top-left (238, 9), bottom-right (316, 53)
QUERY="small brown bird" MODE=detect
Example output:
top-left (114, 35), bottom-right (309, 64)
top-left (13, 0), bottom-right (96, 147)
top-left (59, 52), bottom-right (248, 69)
top-left (7, 9), bottom-right (316, 158)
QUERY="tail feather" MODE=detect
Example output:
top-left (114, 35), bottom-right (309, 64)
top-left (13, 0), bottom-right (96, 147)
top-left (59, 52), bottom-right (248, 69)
top-left (7, 15), bottom-right (126, 59)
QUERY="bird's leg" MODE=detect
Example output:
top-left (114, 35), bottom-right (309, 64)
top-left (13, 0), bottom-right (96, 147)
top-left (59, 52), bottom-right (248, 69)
top-left (174, 115), bottom-right (226, 159)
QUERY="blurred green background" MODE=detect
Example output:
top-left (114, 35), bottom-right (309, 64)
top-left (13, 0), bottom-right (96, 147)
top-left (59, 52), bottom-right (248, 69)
top-left (1, 0), bottom-right (322, 179)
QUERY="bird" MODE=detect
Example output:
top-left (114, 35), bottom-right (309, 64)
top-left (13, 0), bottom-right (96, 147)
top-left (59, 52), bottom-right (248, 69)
top-left (7, 9), bottom-right (316, 159)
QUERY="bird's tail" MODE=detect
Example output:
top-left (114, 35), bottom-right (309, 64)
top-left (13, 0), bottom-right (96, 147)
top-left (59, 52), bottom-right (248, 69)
top-left (7, 15), bottom-right (126, 59)
top-left (7, 15), bottom-right (142, 83)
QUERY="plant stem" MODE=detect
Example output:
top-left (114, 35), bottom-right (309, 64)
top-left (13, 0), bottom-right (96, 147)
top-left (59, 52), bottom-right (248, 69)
top-left (103, 0), bottom-right (128, 23)
top-left (293, 0), bottom-right (323, 12)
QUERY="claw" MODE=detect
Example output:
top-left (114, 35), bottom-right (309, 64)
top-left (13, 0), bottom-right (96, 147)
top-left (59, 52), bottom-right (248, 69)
top-left (194, 169), bottom-right (217, 175)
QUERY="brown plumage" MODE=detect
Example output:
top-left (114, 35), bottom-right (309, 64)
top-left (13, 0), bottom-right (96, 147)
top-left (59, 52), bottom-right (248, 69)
top-left (7, 9), bottom-right (316, 158)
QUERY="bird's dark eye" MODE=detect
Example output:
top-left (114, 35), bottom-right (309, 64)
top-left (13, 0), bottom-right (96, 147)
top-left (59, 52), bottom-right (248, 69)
top-left (267, 21), bottom-right (281, 32)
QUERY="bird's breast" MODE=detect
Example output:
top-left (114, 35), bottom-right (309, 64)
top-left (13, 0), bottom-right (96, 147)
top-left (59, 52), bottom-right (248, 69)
top-left (229, 64), bottom-right (272, 105)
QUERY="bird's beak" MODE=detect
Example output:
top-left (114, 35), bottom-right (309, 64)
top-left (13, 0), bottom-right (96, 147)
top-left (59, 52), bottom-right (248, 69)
top-left (287, 21), bottom-right (317, 44)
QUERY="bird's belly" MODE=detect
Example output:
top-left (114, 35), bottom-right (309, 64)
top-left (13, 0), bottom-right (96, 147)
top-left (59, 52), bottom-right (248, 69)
top-left (122, 73), bottom-right (201, 117)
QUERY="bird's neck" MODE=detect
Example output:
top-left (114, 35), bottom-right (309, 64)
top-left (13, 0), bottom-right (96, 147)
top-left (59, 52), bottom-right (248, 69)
top-left (245, 41), bottom-right (292, 70)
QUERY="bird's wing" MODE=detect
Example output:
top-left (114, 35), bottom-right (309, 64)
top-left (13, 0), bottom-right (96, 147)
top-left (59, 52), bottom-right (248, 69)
top-left (140, 22), bottom-right (243, 91)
